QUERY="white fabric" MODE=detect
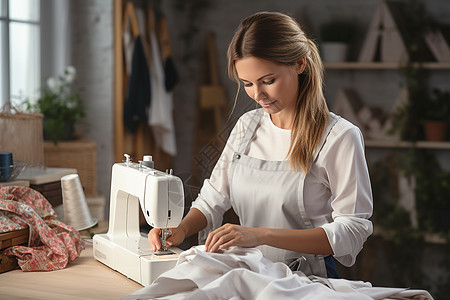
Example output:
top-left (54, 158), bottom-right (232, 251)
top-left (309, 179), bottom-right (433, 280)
top-left (121, 246), bottom-right (433, 300)
top-left (147, 27), bottom-right (177, 155)
top-left (192, 109), bottom-right (373, 266)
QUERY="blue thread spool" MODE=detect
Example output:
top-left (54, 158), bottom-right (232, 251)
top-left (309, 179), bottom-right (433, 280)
top-left (0, 152), bottom-right (13, 181)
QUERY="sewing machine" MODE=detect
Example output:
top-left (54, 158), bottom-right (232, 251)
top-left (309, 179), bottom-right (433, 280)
top-left (93, 154), bottom-right (184, 286)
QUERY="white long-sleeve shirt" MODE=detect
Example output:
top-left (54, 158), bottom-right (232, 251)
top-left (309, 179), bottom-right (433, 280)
top-left (192, 110), bottom-right (373, 267)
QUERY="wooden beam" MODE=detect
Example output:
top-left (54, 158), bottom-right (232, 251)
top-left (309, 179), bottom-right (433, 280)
top-left (114, 0), bottom-right (124, 162)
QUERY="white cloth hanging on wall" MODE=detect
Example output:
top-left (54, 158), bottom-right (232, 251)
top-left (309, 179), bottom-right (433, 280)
top-left (147, 26), bottom-right (177, 156)
top-left (122, 12), bottom-right (136, 76)
top-left (121, 246), bottom-right (433, 300)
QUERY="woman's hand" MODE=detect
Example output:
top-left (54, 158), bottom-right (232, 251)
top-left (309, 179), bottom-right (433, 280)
top-left (148, 208), bottom-right (208, 252)
top-left (205, 223), bottom-right (263, 253)
top-left (148, 227), bottom-right (186, 252)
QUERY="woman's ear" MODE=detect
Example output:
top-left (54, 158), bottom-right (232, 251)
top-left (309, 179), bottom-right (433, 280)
top-left (296, 57), bottom-right (306, 74)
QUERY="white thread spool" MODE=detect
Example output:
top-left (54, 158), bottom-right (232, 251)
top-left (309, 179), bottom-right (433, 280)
top-left (61, 174), bottom-right (98, 231)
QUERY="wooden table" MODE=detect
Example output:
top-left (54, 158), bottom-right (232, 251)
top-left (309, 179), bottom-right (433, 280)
top-left (0, 241), bottom-right (142, 299)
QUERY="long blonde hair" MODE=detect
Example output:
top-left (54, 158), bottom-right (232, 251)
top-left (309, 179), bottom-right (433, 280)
top-left (227, 11), bottom-right (329, 173)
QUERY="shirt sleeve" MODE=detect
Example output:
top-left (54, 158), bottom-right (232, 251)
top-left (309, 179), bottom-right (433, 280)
top-left (191, 113), bottom-right (247, 243)
top-left (319, 123), bottom-right (374, 267)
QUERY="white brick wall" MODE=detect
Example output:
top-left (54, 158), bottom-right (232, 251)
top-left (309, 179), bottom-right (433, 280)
top-left (70, 0), bottom-right (114, 210)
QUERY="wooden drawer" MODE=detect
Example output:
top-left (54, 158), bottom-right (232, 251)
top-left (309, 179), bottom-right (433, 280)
top-left (0, 227), bottom-right (29, 274)
top-left (30, 181), bottom-right (63, 208)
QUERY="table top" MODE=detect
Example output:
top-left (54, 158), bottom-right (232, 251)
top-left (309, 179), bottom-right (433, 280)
top-left (0, 241), bottom-right (142, 300)
top-left (16, 167), bottom-right (77, 185)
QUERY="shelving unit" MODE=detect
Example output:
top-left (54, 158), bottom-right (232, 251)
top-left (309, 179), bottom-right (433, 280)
top-left (325, 62), bottom-right (450, 150)
top-left (322, 1), bottom-right (450, 289)
top-left (324, 62), bottom-right (450, 70)
top-left (324, 61), bottom-right (450, 230)
top-left (365, 139), bottom-right (450, 150)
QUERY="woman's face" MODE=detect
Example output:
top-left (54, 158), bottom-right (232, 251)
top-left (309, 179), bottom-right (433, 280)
top-left (235, 56), bottom-right (303, 128)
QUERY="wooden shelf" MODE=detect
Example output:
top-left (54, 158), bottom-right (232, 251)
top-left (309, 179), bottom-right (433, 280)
top-left (324, 62), bottom-right (450, 70)
top-left (365, 139), bottom-right (450, 150)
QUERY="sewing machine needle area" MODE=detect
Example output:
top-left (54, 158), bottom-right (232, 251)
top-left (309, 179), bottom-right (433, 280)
top-left (154, 228), bottom-right (175, 256)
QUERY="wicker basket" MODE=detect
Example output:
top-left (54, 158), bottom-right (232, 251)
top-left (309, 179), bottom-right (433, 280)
top-left (43, 140), bottom-right (97, 196)
top-left (0, 109), bottom-right (44, 167)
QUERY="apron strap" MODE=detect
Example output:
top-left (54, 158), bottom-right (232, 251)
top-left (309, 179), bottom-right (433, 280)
top-left (312, 113), bottom-right (340, 162)
top-left (237, 109), bottom-right (265, 154)
top-left (298, 113), bottom-right (340, 230)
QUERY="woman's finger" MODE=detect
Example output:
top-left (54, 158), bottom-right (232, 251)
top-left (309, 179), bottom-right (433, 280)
top-left (213, 232), bottom-right (236, 252)
top-left (206, 226), bottom-right (237, 252)
top-left (148, 228), bottom-right (161, 252)
top-left (205, 227), bottom-right (225, 252)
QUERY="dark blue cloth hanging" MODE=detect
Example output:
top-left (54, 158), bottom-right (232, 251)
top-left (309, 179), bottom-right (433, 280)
top-left (123, 35), bottom-right (151, 133)
top-left (164, 56), bottom-right (179, 92)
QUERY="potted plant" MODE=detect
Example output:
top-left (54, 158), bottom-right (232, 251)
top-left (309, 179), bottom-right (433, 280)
top-left (23, 66), bottom-right (85, 144)
top-left (319, 19), bottom-right (355, 62)
top-left (423, 88), bottom-right (449, 141)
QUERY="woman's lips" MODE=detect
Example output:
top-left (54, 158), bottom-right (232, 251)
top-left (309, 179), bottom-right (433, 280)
top-left (260, 100), bottom-right (276, 108)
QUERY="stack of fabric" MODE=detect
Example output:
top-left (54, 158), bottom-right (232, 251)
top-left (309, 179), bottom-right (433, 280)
top-left (0, 186), bottom-right (84, 271)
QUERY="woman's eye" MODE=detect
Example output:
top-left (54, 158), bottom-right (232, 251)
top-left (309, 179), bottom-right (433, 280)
top-left (263, 79), bottom-right (274, 85)
top-left (243, 82), bottom-right (252, 87)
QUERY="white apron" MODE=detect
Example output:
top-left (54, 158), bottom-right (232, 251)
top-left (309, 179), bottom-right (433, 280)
top-left (228, 109), bottom-right (339, 278)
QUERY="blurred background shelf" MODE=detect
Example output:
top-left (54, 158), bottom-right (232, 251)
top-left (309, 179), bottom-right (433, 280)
top-left (325, 62), bottom-right (450, 69)
top-left (365, 139), bottom-right (450, 149)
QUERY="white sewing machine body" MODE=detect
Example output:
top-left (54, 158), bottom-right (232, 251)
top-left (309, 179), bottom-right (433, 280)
top-left (93, 158), bottom-right (184, 286)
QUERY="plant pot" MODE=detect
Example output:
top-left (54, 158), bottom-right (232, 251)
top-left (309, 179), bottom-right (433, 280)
top-left (423, 121), bottom-right (448, 141)
top-left (321, 42), bottom-right (349, 62)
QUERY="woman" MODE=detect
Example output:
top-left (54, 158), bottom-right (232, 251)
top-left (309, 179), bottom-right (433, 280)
top-left (149, 11), bottom-right (373, 278)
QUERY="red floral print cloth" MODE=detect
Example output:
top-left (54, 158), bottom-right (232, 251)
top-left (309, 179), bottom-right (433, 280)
top-left (0, 186), bottom-right (85, 271)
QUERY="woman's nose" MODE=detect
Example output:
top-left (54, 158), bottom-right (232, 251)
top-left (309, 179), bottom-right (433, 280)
top-left (253, 85), bottom-right (266, 101)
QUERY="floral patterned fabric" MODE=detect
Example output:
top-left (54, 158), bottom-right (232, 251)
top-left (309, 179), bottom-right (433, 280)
top-left (0, 186), bottom-right (85, 271)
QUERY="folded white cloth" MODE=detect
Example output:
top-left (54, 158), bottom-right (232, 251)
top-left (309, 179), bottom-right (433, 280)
top-left (121, 246), bottom-right (433, 300)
